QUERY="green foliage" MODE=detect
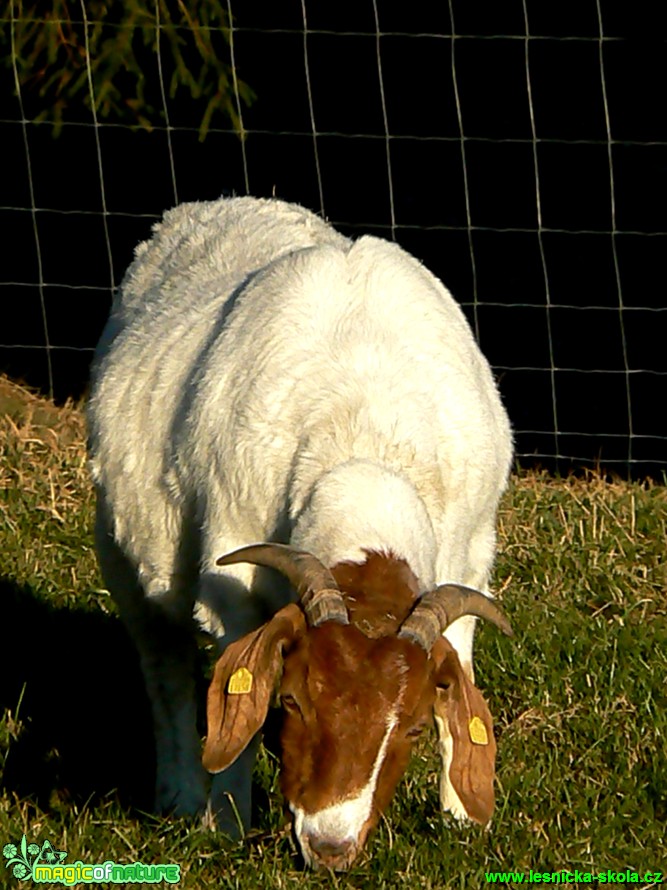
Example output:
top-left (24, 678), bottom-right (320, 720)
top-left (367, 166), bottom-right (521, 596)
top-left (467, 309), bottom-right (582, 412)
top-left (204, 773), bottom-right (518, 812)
top-left (1, 378), bottom-right (665, 887)
top-left (2, 0), bottom-right (255, 139)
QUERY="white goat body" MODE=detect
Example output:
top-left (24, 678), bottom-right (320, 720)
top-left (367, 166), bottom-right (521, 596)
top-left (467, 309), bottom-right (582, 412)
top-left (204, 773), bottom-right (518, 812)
top-left (88, 196), bottom-right (512, 855)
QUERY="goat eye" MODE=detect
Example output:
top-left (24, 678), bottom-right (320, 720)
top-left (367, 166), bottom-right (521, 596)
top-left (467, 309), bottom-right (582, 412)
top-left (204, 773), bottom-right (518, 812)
top-left (407, 723), bottom-right (426, 740)
top-left (281, 694), bottom-right (299, 711)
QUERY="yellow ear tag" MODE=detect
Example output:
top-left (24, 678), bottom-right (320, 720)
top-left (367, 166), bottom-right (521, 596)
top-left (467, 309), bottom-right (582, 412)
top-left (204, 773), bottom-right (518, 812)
top-left (228, 667), bottom-right (253, 695)
top-left (469, 716), bottom-right (489, 745)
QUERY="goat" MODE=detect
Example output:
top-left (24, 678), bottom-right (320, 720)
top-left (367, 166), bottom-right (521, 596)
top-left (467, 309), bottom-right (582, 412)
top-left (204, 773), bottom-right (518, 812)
top-left (87, 196), bottom-right (513, 871)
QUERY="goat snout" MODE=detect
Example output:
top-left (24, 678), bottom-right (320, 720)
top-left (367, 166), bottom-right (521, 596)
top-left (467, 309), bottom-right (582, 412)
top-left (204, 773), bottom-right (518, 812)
top-left (306, 834), bottom-right (357, 871)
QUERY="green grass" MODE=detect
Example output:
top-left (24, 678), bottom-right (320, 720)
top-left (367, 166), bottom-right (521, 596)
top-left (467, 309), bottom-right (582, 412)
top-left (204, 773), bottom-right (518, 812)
top-left (1, 376), bottom-right (665, 888)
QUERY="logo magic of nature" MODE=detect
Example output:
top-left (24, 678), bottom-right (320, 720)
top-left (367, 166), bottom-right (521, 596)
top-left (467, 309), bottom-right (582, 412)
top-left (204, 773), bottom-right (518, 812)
top-left (3, 835), bottom-right (181, 885)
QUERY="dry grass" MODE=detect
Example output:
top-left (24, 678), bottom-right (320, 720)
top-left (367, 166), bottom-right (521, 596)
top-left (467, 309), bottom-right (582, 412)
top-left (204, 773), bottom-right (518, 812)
top-left (1, 376), bottom-right (665, 888)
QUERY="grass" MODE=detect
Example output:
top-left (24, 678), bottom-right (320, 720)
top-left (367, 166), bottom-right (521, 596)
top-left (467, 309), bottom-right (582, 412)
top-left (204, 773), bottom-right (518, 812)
top-left (0, 375), bottom-right (665, 888)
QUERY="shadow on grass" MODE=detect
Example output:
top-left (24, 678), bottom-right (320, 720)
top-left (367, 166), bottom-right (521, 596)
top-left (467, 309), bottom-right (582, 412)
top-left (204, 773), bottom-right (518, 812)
top-left (0, 576), bottom-right (154, 813)
top-left (0, 577), bottom-right (283, 827)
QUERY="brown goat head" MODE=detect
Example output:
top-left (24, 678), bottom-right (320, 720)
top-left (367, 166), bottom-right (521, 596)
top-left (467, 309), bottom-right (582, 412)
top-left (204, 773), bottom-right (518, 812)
top-left (203, 548), bottom-right (507, 871)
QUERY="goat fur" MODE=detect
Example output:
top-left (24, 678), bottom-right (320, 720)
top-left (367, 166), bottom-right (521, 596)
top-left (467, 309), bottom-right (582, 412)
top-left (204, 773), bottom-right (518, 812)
top-left (88, 195), bottom-right (512, 833)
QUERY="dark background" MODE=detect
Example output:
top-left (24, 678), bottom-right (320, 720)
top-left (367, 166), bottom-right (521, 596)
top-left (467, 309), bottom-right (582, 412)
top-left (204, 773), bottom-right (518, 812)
top-left (2, 0), bottom-right (666, 477)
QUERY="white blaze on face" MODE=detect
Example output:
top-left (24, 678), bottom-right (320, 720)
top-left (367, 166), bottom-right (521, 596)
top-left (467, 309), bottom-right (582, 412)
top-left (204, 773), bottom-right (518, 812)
top-left (290, 709), bottom-right (399, 864)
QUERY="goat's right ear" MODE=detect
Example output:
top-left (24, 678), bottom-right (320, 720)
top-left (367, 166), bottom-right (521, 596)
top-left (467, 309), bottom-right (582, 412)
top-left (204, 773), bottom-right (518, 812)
top-left (203, 603), bottom-right (306, 774)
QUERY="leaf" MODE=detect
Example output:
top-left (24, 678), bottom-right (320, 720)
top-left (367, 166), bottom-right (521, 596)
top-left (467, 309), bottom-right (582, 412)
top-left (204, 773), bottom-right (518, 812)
top-left (199, 92), bottom-right (219, 140)
top-left (2, 0), bottom-right (254, 138)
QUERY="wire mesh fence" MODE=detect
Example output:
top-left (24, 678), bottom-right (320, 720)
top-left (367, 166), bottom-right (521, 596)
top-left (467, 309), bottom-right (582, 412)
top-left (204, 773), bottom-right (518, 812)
top-left (1, 1), bottom-right (666, 476)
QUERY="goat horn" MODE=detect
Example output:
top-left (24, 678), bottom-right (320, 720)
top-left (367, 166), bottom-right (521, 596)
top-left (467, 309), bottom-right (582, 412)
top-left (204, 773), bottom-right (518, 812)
top-left (398, 584), bottom-right (513, 652)
top-left (216, 543), bottom-right (349, 627)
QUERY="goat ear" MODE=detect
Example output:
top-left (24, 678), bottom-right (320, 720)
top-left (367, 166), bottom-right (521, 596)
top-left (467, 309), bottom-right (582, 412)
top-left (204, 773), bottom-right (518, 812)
top-left (203, 603), bottom-right (306, 774)
top-left (431, 638), bottom-right (497, 824)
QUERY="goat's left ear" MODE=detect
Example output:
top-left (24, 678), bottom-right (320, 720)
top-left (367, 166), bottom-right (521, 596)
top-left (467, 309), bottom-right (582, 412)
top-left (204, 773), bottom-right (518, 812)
top-left (431, 638), bottom-right (497, 825)
top-left (203, 603), bottom-right (306, 774)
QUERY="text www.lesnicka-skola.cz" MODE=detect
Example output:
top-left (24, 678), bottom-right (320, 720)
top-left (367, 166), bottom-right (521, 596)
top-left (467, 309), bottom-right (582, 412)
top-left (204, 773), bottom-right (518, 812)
top-left (485, 869), bottom-right (663, 884)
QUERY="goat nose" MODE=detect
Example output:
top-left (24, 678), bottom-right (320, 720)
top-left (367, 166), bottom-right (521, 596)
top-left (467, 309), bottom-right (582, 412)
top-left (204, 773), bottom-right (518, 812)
top-left (308, 834), bottom-right (354, 861)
